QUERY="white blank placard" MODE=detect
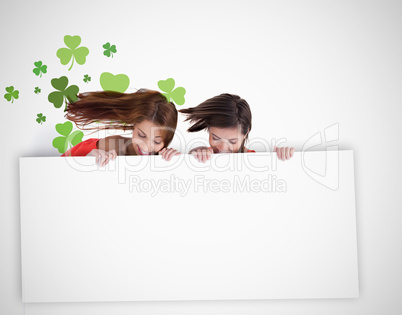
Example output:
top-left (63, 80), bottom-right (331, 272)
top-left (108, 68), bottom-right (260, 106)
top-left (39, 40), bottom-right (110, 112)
top-left (19, 151), bottom-right (358, 303)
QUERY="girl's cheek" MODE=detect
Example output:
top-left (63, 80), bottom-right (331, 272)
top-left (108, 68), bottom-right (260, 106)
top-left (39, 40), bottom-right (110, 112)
top-left (131, 137), bottom-right (143, 147)
top-left (131, 135), bottom-right (139, 143)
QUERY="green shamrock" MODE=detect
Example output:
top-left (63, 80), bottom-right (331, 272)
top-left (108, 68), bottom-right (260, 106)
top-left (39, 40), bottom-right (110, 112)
top-left (103, 42), bottom-right (117, 58)
top-left (56, 35), bottom-right (90, 71)
top-left (99, 72), bottom-right (130, 93)
top-left (83, 74), bottom-right (91, 83)
top-left (33, 61), bottom-right (47, 77)
top-left (157, 78), bottom-right (186, 105)
top-left (52, 121), bottom-right (84, 154)
top-left (4, 86), bottom-right (19, 103)
top-left (34, 87), bottom-right (41, 94)
top-left (48, 76), bottom-right (79, 110)
top-left (36, 113), bottom-right (46, 125)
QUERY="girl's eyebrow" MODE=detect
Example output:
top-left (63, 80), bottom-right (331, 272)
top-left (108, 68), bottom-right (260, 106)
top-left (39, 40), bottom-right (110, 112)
top-left (212, 133), bottom-right (238, 141)
top-left (138, 128), bottom-right (162, 138)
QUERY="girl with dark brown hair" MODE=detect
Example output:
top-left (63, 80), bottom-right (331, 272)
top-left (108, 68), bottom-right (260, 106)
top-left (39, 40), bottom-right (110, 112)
top-left (61, 89), bottom-right (180, 165)
top-left (179, 93), bottom-right (295, 163)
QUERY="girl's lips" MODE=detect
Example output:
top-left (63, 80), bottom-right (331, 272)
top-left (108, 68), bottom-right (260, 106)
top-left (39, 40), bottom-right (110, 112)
top-left (137, 145), bottom-right (150, 155)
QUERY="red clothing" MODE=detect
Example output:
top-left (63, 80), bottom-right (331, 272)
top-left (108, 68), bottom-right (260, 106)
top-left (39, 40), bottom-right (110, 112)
top-left (61, 138), bottom-right (99, 157)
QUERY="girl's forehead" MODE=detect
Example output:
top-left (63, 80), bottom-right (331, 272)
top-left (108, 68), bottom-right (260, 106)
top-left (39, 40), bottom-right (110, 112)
top-left (209, 126), bottom-right (242, 138)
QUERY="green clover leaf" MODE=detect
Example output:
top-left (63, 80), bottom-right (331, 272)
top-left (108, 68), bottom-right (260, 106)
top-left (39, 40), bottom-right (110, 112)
top-left (34, 87), bottom-right (41, 94)
top-left (103, 42), bottom-right (117, 58)
top-left (157, 78), bottom-right (186, 105)
top-left (99, 72), bottom-right (130, 93)
top-left (83, 74), bottom-right (91, 83)
top-left (36, 113), bottom-right (46, 125)
top-left (4, 86), bottom-right (19, 103)
top-left (56, 35), bottom-right (90, 71)
top-left (33, 61), bottom-right (47, 77)
top-left (48, 76), bottom-right (79, 110)
top-left (52, 121), bottom-right (84, 154)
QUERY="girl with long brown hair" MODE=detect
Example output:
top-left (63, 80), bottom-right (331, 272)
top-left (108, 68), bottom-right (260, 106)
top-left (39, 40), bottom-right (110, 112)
top-left (179, 93), bottom-right (295, 162)
top-left (61, 89), bottom-right (180, 166)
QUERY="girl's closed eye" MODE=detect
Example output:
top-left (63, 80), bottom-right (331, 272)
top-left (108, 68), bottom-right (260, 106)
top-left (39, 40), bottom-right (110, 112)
top-left (139, 133), bottom-right (161, 145)
top-left (213, 136), bottom-right (237, 144)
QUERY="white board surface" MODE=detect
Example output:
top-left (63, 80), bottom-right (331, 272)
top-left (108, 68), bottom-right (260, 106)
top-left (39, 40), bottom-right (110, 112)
top-left (19, 151), bottom-right (358, 303)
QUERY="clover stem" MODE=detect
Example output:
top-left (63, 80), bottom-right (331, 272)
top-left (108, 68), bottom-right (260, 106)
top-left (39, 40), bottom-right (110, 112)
top-left (68, 57), bottom-right (74, 71)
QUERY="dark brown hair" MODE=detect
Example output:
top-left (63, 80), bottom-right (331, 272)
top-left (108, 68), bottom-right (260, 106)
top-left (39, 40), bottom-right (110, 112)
top-left (64, 89), bottom-right (178, 148)
top-left (179, 93), bottom-right (252, 152)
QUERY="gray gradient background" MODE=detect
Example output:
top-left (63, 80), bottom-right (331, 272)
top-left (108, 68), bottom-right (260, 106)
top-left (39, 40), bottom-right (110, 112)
top-left (0, 0), bottom-right (401, 314)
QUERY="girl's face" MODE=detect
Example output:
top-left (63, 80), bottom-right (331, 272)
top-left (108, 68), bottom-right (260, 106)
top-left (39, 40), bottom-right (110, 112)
top-left (208, 126), bottom-right (247, 153)
top-left (131, 120), bottom-right (165, 155)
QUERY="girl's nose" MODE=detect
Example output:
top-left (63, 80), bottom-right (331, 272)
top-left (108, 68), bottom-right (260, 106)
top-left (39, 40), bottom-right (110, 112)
top-left (217, 142), bottom-right (231, 152)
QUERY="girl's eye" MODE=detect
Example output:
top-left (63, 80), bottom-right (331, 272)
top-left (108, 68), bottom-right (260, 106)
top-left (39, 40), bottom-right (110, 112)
top-left (138, 133), bottom-right (146, 138)
top-left (154, 141), bottom-right (162, 145)
top-left (212, 137), bottom-right (219, 141)
top-left (230, 140), bottom-right (238, 144)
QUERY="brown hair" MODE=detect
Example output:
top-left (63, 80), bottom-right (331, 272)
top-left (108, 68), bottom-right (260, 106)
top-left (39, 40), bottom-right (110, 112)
top-left (179, 93), bottom-right (252, 152)
top-left (64, 89), bottom-right (178, 148)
